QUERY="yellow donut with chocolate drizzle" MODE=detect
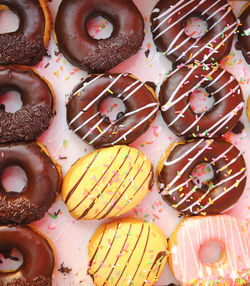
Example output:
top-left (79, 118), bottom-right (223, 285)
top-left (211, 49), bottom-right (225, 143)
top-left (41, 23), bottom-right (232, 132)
top-left (62, 145), bottom-right (153, 220)
top-left (88, 218), bottom-right (168, 286)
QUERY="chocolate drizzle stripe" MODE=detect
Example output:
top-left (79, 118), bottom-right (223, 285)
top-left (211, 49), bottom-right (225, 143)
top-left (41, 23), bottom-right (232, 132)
top-left (130, 226), bottom-right (151, 284)
top-left (78, 148), bottom-right (132, 219)
top-left (112, 224), bottom-right (145, 286)
top-left (100, 157), bottom-right (145, 219)
top-left (69, 148), bottom-right (122, 214)
top-left (88, 225), bottom-right (107, 268)
top-left (142, 251), bottom-right (167, 286)
top-left (95, 150), bottom-right (141, 219)
top-left (64, 150), bottom-right (100, 204)
top-left (113, 167), bottom-right (152, 217)
top-left (103, 223), bottom-right (133, 283)
top-left (93, 223), bottom-right (120, 275)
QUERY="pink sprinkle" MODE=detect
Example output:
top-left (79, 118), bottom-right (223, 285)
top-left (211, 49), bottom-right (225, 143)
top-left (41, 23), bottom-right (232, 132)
top-left (48, 224), bottom-right (55, 230)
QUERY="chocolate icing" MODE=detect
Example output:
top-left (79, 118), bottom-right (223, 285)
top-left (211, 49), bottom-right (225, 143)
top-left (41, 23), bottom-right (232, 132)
top-left (0, 0), bottom-right (47, 66)
top-left (0, 143), bottom-right (61, 225)
top-left (0, 66), bottom-right (54, 144)
top-left (67, 74), bottom-right (158, 147)
top-left (0, 226), bottom-right (54, 285)
top-left (159, 65), bottom-right (243, 138)
top-left (55, 0), bottom-right (144, 73)
top-left (151, 0), bottom-right (237, 65)
top-left (236, 4), bottom-right (250, 64)
top-left (158, 139), bottom-right (246, 215)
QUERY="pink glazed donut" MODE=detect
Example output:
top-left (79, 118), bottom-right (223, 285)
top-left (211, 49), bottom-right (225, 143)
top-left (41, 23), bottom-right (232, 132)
top-left (169, 215), bottom-right (250, 285)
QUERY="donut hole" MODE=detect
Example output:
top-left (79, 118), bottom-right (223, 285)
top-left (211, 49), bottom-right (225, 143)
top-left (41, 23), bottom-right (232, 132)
top-left (198, 240), bottom-right (223, 264)
top-left (0, 247), bottom-right (23, 272)
top-left (87, 15), bottom-right (114, 40)
top-left (184, 16), bottom-right (208, 39)
top-left (1, 166), bottom-right (27, 194)
top-left (100, 96), bottom-right (126, 124)
top-left (0, 90), bottom-right (23, 113)
top-left (189, 87), bottom-right (215, 114)
top-left (0, 6), bottom-right (19, 34)
top-left (191, 162), bottom-right (215, 190)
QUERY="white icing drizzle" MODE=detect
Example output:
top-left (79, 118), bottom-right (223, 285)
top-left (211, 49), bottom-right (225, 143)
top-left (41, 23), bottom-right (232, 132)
top-left (68, 75), bottom-right (158, 145)
top-left (152, 0), bottom-right (186, 21)
top-left (171, 215), bottom-right (250, 284)
top-left (164, 28), bottom-right (184, 54)
top-left (206, 3), bottom-right (230, 20)
top-left (201, 0), bottom-right (222, 16)
top-left (168, 103), bottom-right (190, 127)
top-left (154, 0), bottom-right (206, 40)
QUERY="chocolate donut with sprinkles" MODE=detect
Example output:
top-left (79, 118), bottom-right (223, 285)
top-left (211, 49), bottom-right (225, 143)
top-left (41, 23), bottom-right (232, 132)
top-left (0, 0), bottom-right (51, 66)
top-left (0, 143), bottom-right (62, 225)
top-left (66, 74), bottom-right (158, 147)
top-left (54, 0), bottom-right (144, 73)
top-left (0, 225), bottom-right (55, 285)
top-left (0, 66), bottom-right (55, 144)
top-left (151, 0), bottom-right (238, 65)
top-left (159, 65), bottom-right (243, 138)
top-left (236, 3), bottom-right (250, 64)
top-left (157, 139), bottom-right (246, 215)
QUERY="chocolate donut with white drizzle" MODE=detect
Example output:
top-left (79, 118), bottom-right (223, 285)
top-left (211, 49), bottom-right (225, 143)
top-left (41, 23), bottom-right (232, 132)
top-left (157, 139), bottom-right (246, 215)
top-left (151, 0), bottom-right (238, 65)
top-left (66, 74), bottom-right (159, 147)
top-left (159, 65), bottom-right (244, 138)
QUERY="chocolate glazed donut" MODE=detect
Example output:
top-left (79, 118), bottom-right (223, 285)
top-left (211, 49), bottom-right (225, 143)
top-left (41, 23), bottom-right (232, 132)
top-left (236, 3), bottom-right (250, 64)
top-left (66, 74), bottom-right (158, 147)
top-left (157, 139), bottom-right (246, 215)
top-left (0, 0), bottom-right (51, 66)
top-left (0, 143), bottom-right (62, 224)
top-left (151, 0), bottom-right (238, 65)
top-left (54, 0), bottom-right (144, 73)
top-left (159, 65), bottom-right (244, 138)
top-left (0, 225), bottom-right (54, 285)
top-left (0, 66), bottom-right (54, 144)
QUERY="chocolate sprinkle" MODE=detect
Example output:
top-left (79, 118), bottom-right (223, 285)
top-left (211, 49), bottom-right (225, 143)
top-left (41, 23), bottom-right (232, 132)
top-left (0, 247), bottom-right (19, 261)
top-left (0, 276), bottom-right (52, 286)
top-left (0, 34), bottom-right (47, 66)
top-left (81, 34), bottom-right (144, 73)
top-left (0, 196), bottom-right (48, 225)
top-left (58, 263), bottom-right (72, 274)
top-left (231, 121), bottom-right (245, 134)
top-left (0, 103), bottom-right (52, 144)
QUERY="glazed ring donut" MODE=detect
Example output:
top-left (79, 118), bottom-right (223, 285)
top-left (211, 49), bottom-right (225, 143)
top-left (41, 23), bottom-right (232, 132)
top-left (159, 65), bottom-right (243, 138)
top-left (0, 66), bottom-right (55, 144)
top-left (67, 74), bottom-right (158, 147)
top-left (151, 0), bottom-right (238, 65)
top-left (0, 143), bottom-right (62, 225)
top-left (236, 3), bottom-right (250, 64)
top-left (0, 0), bottom-right (51, 66)
top-left (157, 139), bottom-right (246, 215)
top-left (88, 218), bottom-right (168, 286)
top-left (54, 0), bottom-right (144, 73)
top-left (62, 145), bottom-right (153, 220)
top-left (0, 225), bottom-right (55, 285)
top-left (168, 215), bottom-right (250, 285)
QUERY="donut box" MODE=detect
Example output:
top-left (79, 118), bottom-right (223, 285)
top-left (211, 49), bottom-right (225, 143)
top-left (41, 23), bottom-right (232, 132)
top-left (0, 0), bottom-right (249, 285)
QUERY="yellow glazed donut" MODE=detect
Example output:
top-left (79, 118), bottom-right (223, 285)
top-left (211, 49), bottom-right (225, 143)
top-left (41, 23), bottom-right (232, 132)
top-left (62, 145), bottom-right (153, 220)
top-left (168, 215), bottom-right (250, 285)
top-left (88, 218), bottom-right (168, 286)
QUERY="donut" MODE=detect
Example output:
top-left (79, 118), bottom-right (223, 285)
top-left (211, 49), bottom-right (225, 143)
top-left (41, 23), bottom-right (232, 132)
top-left (168, 215), bottom-right (250, 285)
top-left (0, 66), bottom-right (55, 144)
top-left (159, 65), bottom-right (244, 138)
top-left (151, 0), bottom-right (238, 65)
top-left (62, 145), bottom-right (153, 220)
top-left (156, 139), bottom-right (246, 215)
top-left (0, 225), bottom-right (55, 285)
top-left (88, 218), bottom-right (168, 286)
top-left (66, 74), bottom-right (158, 147)
top-left (0, 0), bottom-right (51, 66)
top-left (54, 0), bottom-right (144, 73)
top-left (0, 142), bottom-right (62, 224)
top-left (236, 3), bottom-right (250, 64)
